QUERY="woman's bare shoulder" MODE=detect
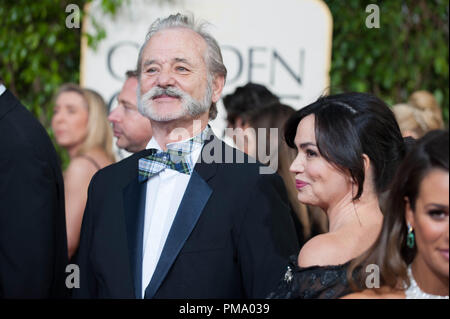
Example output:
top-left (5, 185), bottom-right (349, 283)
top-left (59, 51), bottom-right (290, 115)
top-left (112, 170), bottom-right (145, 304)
top-left (67, 156), bottom-right (98, 174)
top-left (64, 157), bottom-right (98, 186)
top-left (84, 148), bottom-right (115, 167)
top-left (341, 290), bottom-right (380, 299)
top-left (342, 287), bottom-right (405, 299)
top-left (341, 291), bottom-right (374, 299)
top-left (298, 233), bottom-right (348, 268)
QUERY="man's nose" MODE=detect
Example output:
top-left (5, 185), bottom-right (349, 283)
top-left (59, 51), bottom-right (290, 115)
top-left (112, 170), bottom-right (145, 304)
top-left (156, 69), bottom-right (175, 87)
top-left (108, 106), bottom-right (122, 123)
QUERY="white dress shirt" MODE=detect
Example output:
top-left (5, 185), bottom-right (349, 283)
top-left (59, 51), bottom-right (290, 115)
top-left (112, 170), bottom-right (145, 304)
top-left (0, 84), bottom-right (6, 96)
top-left (141, 135), bottom-right (203, 298)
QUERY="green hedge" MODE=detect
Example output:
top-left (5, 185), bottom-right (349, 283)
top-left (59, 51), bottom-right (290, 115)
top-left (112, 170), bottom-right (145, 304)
top-left (1, 0), bottom-right (448, 167)
top-left (0, 0), bottom-right (123, 167)
top-left (325, 0), bottom-right (448, 122)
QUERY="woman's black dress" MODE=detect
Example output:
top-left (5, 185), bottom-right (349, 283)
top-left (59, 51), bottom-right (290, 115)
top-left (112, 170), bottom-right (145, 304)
top-left (267, 255), bottom-right (354, 299)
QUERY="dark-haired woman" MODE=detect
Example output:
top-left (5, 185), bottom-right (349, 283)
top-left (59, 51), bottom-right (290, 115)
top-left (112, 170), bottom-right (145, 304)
top-left (268, 92), bottom-right (406, 299)
top-left (343, 130), bottom-right (449, 299)
top-left (245, 102), bottom-right (330, 247)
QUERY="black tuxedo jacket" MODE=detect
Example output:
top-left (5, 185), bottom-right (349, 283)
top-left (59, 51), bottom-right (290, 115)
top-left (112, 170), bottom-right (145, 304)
top-left (73, 134), bottom-right (299, 298)
top-left (0, 89), bottom-right (69, 298)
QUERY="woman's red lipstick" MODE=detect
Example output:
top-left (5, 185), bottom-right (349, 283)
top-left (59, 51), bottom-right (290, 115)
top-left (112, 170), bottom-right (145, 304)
top-left (296, 180), bottom-right (308, 190)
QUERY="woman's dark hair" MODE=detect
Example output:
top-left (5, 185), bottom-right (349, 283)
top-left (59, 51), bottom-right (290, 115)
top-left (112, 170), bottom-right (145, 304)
top-left (248, 103), bottom-right (312, 241)
top-left (348, 129), bottom-right (449, 291)
top-left (248, 102), bottom-right (329, 241)
top-left (284, 92), bottom-right (406, 200)
top-left (223, 83), bottom-right (279, 127)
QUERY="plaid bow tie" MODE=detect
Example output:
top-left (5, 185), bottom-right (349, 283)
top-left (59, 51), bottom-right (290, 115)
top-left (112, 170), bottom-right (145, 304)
top-left (138, 126), bottom-right (212, 183)
top-left (138, 148), bottom-right (193, 182)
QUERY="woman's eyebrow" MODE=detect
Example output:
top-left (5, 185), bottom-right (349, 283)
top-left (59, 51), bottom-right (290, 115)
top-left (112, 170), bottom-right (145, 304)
top-left (299, 142), bottom-right (317, 149)
top-left (425, 203), bottom-right (449, 210)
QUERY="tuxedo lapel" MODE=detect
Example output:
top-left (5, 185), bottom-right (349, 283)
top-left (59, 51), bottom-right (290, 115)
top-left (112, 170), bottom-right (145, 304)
top-left (123, 175), bottom-right (147, 299)
top-left (143, 134), bottom-right (222, 298)
top-left (144, 169), bottom-right (213, 298)
top-left (0, 90), bottom-right (19, 120)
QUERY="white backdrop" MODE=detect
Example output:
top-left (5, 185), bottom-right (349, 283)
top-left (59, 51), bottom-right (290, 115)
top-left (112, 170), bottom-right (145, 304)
top-left (81, 0), bottom-right (332, 158)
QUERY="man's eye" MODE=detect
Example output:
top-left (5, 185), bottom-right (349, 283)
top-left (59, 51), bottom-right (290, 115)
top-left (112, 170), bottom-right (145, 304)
top-left (147, 68), bottom-right (157, 73)
top-left (124, 105), bottom-right (136, 112)
top-left (176, 66), bottom-right (188, 72)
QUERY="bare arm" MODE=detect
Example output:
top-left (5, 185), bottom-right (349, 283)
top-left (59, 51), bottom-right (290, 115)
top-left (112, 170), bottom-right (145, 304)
top-left (64, 158), bottom-right (98, 259)
top-left (341, 291), bottom-right (374, 299)
top-left (341, 289), bottom-right (405, 299)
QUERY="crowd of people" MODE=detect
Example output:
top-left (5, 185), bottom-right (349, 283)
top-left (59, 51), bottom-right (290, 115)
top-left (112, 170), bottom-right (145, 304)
top-left (0, 13), bottom-right (448, 299)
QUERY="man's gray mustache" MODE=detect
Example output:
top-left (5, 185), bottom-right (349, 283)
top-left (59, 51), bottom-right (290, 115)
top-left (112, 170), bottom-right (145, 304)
top-left (146, 87), bottom-right (184, 99)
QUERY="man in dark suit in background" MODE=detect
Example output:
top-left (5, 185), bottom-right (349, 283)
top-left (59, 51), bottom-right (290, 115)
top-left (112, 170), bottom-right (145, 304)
top-left (73, 13), bottom-right (298, 299)
top-left (108, 70), bottom-right (153, 155)
top-left (0, 77), bottom-right (69, 298)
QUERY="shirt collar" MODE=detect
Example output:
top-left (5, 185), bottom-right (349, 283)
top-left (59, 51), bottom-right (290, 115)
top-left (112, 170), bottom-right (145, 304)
top-left (145, 125), bottom-right (212, 153)
top-left (0, 84), bottom-right (6, 97)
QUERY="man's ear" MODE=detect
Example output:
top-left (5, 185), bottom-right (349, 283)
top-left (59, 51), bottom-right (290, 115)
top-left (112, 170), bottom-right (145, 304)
top-left (211, 75), bottom-right (225, 104)
top-left (405, 197), bottom-right (415, 228)
top-left (403, 129), bottom-right (419, 139)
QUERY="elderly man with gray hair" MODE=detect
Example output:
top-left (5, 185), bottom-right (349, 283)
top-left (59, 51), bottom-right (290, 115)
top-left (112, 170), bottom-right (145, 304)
top-left (73, 13), bottom-right (298, 299)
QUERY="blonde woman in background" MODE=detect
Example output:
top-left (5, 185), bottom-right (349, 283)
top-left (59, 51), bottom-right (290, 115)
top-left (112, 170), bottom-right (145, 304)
top-left (393, 90), bottom-right (445, 139)
top-left (52, 84), bottom-right (115, 260)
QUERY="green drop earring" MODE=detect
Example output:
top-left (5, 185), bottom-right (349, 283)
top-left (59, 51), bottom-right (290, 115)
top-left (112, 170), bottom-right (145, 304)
top-left (407, 223), bottom-right (415, 248)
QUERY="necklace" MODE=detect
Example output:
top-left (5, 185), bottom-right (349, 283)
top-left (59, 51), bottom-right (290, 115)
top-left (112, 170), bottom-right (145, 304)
top-left (405, 265), bottom-right (449, 299)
